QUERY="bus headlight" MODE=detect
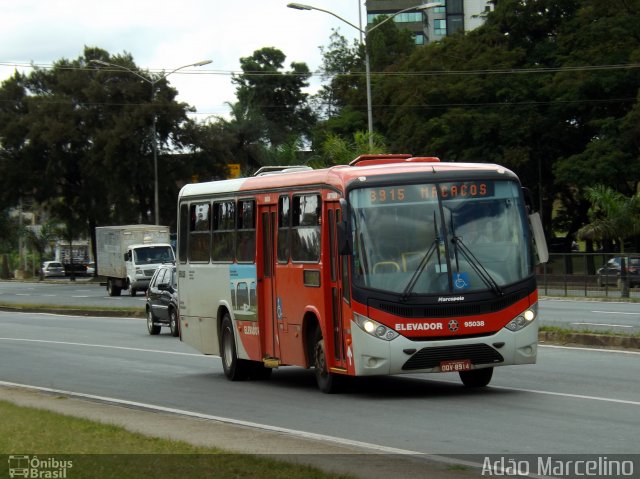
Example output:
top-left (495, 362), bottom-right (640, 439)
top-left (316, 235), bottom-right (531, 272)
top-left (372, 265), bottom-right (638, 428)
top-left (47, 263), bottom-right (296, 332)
top-left (505, 303), bottom-right (538, 332)
top-left (353, 313), bottom-right (399, 341)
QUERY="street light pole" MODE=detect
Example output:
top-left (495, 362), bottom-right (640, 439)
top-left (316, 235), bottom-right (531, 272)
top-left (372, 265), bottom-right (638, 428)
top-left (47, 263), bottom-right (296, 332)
top-left (288, 2), bottom-right (442, 148)
top-left (91, 59), bottom-right (212, 225)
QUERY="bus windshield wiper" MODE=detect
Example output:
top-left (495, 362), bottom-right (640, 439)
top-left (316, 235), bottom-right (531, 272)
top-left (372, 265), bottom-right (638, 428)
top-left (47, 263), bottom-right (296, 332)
top-left (450, 235), bottom-right (503, 296)
top-left (401, 239), bottom-right (438, 301)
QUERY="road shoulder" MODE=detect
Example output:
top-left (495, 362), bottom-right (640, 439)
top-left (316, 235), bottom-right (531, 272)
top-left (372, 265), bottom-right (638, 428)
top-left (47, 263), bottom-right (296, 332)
top-left (0, 385), bottom-right (478, 479)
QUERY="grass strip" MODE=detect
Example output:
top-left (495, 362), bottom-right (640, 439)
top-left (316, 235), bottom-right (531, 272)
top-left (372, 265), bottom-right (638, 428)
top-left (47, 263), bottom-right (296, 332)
top-left (0, 400), bottom-right (352, 479)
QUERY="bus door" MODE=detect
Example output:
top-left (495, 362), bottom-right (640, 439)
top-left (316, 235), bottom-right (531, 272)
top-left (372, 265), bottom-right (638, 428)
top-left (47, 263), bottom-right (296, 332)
top-left (327, 203), bottom-right (347, 370)
top-left (258, 204), bottom-right (280, 362)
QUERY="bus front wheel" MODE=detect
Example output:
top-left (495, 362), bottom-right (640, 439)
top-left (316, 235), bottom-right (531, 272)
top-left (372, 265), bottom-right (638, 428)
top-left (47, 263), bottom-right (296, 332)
top-left (313, 328), bottom-right (341, 393)
top-left (220, 314), bottom-right (249, 381)
top-left (459, 367), bottom-right (493, 387)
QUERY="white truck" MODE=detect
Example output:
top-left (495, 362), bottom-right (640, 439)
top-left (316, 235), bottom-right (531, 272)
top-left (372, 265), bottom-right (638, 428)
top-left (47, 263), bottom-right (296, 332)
top-left (96, 225), bottom-right (175, 297)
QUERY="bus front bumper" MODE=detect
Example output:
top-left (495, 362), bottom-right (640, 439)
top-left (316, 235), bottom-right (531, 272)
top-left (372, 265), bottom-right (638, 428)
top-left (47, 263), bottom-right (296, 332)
top-left (349, 319), bottom-right (538, 376)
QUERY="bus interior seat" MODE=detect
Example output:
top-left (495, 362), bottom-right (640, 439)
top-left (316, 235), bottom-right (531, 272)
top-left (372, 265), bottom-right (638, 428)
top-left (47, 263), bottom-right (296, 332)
top-left (373, 261), bottom-right (401, 274)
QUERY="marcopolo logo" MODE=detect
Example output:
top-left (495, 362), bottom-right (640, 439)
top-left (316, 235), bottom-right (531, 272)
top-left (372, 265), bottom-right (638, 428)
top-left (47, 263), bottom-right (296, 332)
top-left (438, 295), bottom-right (464, 302)
top-left (8, 455), bottom-right (73, 478)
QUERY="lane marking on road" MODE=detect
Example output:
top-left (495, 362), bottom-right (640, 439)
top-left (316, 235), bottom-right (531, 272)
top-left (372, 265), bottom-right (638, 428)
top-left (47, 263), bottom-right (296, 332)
top-left (540, 344), bottom-right (640, 355)
top-left (0, 311), bottom-right (142, 320)
top-left (571, 322), bottom-right (633, 328)
top-left (488, 385), bottom-right (640, 406)
top-left (591, 310), bottom-right (638, 315)
top-left (0, 337), bottom-right (205, 358)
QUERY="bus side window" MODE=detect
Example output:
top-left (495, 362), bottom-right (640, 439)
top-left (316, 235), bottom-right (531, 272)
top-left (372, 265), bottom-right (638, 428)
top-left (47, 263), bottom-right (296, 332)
top-left (291, 194), bottom-right (321, 263)
top-left (237, 199), bottom-right (256, 262)
top-left (278, 195), bottom-right (291, 263)
top-left (178, 203), bottom-right (189, 263)
top-left (212, 201), bottom-right (235, 262)
top-left (188, 202), bottom-right (211, 262)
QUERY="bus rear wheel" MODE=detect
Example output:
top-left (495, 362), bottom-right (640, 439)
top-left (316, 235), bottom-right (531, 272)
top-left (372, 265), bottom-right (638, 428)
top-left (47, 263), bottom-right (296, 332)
top-left (220, 314), bottom-right (249, 381)
top-left (459, 367), bottom-right (493, 388)
top-left (313, 329), bottom-right (341, 393)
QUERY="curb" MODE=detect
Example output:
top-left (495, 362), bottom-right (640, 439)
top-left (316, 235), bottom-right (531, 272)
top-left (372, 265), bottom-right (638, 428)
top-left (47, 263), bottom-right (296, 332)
top-left (539, 330), bottom-right (640, 350)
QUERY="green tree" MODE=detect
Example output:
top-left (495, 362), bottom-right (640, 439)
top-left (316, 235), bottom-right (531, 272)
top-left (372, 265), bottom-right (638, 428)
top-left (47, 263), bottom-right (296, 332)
top-left (578, 185), bottom-right (640, 296)
top-left (320, 131), bottom-right (387, 166)
top-left (313, 20), bottom-right (415, 150)
top-left (0, 46), bottom-right (198, 259)
top-left (232, 47), bottom-right (316, 146)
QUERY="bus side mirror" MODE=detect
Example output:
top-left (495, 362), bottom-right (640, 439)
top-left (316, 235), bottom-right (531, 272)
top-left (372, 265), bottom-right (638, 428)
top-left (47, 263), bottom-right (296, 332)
top-left (529, 212), bottom-right (549, 264)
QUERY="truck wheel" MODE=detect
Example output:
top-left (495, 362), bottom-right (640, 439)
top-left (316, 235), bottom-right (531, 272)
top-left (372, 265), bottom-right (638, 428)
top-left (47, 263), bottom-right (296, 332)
top-left (459, 367), bottom-right (493, 387)
top-left (313, 328), bottom-right (341, 393)
top-left (130, 287), bottom-right (137, 297)
top-left (107, 279), bottom-right (121, 297)
top-left (220, 314), bottom-right (249, 380)
top-left (147, 309), bottom-right (161, 335)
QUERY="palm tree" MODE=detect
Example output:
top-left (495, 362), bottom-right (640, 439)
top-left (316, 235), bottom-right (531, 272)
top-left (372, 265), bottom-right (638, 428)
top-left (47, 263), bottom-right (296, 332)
top-left (578, 185), bottom-right (640, 297)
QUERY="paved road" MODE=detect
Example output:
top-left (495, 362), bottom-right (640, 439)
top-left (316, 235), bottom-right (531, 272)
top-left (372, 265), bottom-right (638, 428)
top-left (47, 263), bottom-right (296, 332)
top-left (0, 279), bottom-right (144, 309)
top-left (540, 298), bottom-right (640, 334)
top-left (1, 310), bottom-right (638, 457)
top-left (2, 280), bottom-right (639, 334)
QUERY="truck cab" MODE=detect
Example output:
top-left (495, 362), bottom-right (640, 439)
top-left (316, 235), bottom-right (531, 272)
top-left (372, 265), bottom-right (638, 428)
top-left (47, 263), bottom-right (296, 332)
top-left (123, 243), bottom-right (175, 296)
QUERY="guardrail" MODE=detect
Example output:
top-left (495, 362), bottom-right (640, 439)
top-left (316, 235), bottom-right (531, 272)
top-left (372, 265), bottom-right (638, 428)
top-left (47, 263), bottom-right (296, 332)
top-left (537, 253), bottom-right (639, 298)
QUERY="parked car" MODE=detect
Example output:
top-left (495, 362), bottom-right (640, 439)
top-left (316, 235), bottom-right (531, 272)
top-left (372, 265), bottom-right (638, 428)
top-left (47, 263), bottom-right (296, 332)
top-left (597, 256), bottom-right (640, 287)
top-left (145, 264), bottom-right (179, 336)
top-left (64, 263), bottom-right (87, 276)
top-left (41, 261), bottom-right (65, 278)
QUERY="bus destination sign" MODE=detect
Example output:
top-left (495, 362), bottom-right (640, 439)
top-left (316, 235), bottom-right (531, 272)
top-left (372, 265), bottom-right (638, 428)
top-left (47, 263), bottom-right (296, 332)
top-left (369, 181), bottom-right (495, 204)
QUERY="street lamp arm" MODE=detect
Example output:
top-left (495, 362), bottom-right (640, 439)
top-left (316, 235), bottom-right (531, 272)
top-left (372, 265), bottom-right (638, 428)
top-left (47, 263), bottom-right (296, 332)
top-left (160, 59), bottom-right (212, 83)
top-left (90, 59), bottom-right (152, 84)
top-left (287, 3), bottom-right (363, 33)
top-left (91, 59), bottom-right (212, 85)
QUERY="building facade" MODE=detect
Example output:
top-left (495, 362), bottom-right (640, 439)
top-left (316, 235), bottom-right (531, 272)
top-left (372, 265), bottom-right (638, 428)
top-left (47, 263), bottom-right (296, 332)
top-left (366, 0), bottom-right (494, 45)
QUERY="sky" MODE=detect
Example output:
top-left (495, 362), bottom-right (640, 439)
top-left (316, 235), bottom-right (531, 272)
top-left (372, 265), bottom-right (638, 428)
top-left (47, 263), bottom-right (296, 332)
top-left (0, 0), bottom-right (363, 121)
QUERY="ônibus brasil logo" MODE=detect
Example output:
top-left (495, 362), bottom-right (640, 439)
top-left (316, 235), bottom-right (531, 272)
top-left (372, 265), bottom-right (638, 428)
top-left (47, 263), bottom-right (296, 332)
top-left (8, 455), bottom-right (73, 478)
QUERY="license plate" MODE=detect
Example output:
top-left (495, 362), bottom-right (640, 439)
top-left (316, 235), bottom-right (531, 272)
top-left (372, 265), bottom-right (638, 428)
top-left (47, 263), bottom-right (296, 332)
top-left (440, 359), bottom-right (471, 372)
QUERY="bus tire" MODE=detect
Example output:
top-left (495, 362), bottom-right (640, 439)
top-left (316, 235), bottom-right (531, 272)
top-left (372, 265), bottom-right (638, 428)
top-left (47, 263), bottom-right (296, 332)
top-left (459, 367), bottom-right (493, 388)
top-left (313, 328), bottom-right (341, 393)
top-left (220, 314), bottom-right (249, 381)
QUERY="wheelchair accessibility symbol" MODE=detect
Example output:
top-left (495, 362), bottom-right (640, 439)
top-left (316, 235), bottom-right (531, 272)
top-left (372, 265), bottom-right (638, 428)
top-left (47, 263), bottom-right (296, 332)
top-left (453, 272), bottom-right (470, 291)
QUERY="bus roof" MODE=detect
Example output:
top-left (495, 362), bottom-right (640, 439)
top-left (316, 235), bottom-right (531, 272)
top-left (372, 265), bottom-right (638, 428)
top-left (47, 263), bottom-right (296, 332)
top-left (178, 156), bottom-right (518, 200)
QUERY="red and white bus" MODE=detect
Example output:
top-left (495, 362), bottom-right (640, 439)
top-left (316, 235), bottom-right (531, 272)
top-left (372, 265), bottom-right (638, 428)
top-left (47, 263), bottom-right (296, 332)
top-left (176, 154), bottom-right (548, 393)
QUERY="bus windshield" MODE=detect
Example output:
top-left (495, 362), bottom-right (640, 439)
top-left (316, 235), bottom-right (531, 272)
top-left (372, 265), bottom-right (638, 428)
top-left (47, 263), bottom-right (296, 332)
top-left (349, 180), bottom-right (533, 296)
